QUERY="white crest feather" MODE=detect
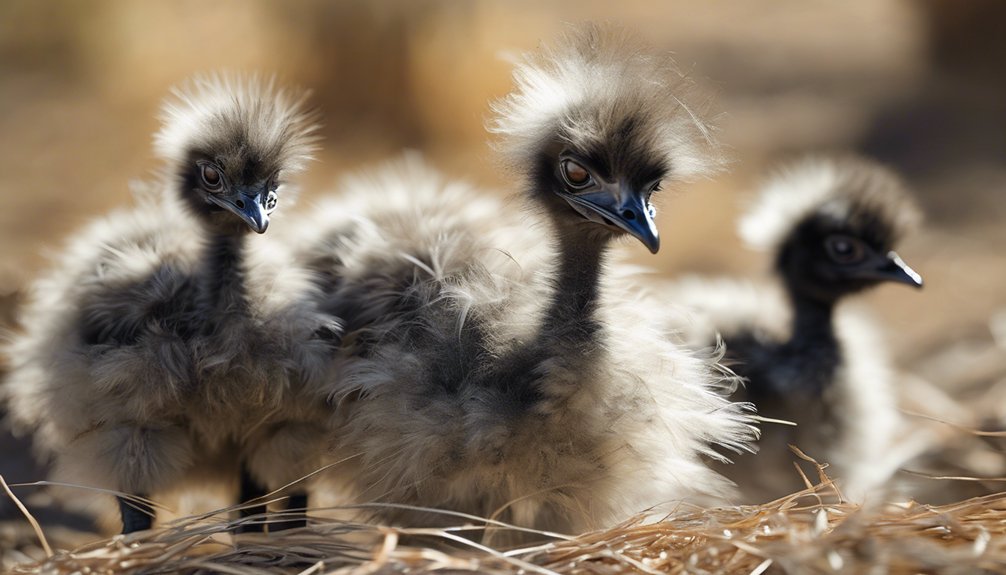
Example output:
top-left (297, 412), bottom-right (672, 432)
top-left (488, 25), bottom-right (725, 182)
top-left (739, 156), bottom-right (922, 251)
top-left (154, 72), bottom-right (319, 174)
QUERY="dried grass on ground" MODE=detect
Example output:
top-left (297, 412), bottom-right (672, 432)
top-left (4, 470), bottom-right (1005, 575)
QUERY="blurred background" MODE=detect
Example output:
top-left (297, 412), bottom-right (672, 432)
top-left (1, 0), bottom-right (1004, 562)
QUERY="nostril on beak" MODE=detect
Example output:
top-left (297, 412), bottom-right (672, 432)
top-left (235, 199), bottom-right (245, 209)
top-left (622, 209), bottom-right (636, 221)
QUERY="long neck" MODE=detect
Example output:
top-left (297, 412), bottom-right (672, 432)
top-left (198, 232), bottom-right (250, 323)
top-left (791, 293), bottom-right (835, 345)
top-left (778, 285), bottom-right (841, 394)
top-left (477, 214), bottom-right (609, 408)
top-left (767, 238), bottom-right (843, 395)
top-left (539, 226), bottom-right (607, 346)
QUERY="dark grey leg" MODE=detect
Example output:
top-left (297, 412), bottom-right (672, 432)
top-left (118, 495), bottom-right (154, 534)
top-left (237, 466), bottom-right (268, 534)
top-left (270, 492), bottom-right (308, 531)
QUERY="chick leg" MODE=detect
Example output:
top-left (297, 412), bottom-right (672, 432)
top-left (237, 465), bottom-right (268, 533)
top-left (61, 425), bottom-right (190, 535)
top-left (118, 495), bottom-right (154, 534)
top-left (270, 491), bottom-right (308, 531)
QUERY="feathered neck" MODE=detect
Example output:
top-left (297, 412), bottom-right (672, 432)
top-left (198, 232), bottom-right (251, 325)
top-left (539, 224), bottom-right (607, 345)
top-left (789, 295), bottom-right (836, 347)
top-left (476, 213), bottom-right (609, 410)
top-left (778, 289), bottom-right (841, 396)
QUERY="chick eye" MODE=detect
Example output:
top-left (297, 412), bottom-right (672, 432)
top-left (200, 163), bottom-right (223, 191)
top-left (560, 160), bottom-right (592, 189)
top-left (824, 234), bottom-right (867, 264)
top-left (264, 190), bottom-right (278, 213)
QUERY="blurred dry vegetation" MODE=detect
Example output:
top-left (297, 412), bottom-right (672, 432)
top-left (1, 0), bottom-right (1004, 565)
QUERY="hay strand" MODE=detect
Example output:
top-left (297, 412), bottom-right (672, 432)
top-left (4, 478), bottom-right (1006, 575)
top-left (0, 474), bottom-right (52, 558)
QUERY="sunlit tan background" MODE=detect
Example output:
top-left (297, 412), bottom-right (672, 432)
top-left (1, 0), bottom-right (1004, 557)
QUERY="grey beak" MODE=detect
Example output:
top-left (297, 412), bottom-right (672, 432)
top-left (849, 250), bottom-right (923, 288)
top-left (561, 184), bottom-right (660, 254)
top-left (207, 185), bottom-right (270, 233)
top-left (881, 251), bottom-right (924, 288)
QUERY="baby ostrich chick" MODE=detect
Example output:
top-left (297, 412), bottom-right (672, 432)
top-left (667, 156), bottom-right (923, 502)
top-left (3, 74), bottom-right (330, 533)
top-left (290, 27), bottom-right (756, 539)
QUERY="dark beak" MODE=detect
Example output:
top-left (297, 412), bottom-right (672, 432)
top-left (207, 185), bottom-right (270, 233)
top-left (850, 250), bottom-right (923, 288)
top-left (561, 183), bottom-right (660, 253)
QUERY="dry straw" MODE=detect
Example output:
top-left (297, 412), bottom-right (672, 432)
top-left (4, 464), bottom-right (1005, 575)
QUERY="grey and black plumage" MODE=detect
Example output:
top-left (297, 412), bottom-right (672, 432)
top-left (667, 156), bottom-right (924, 502)
top-left (2, 74), bottom-right (334, 533)
top-left (288, 27), bottom-right (756, 540)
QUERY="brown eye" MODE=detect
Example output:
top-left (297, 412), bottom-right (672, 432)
top-left (561, 160), bottom-right (592, 189)
top-left (825, 234), bottom-right (867, 264)
top-left (200, 164), bottom-right (222, 191)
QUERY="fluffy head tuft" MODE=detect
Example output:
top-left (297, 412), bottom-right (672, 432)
top-left (739, 156), bottom-right (922, 251)
top-left (154, 72), bottom-right (319, 175)
top-left (488, 25), bottom-right (725, 183)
